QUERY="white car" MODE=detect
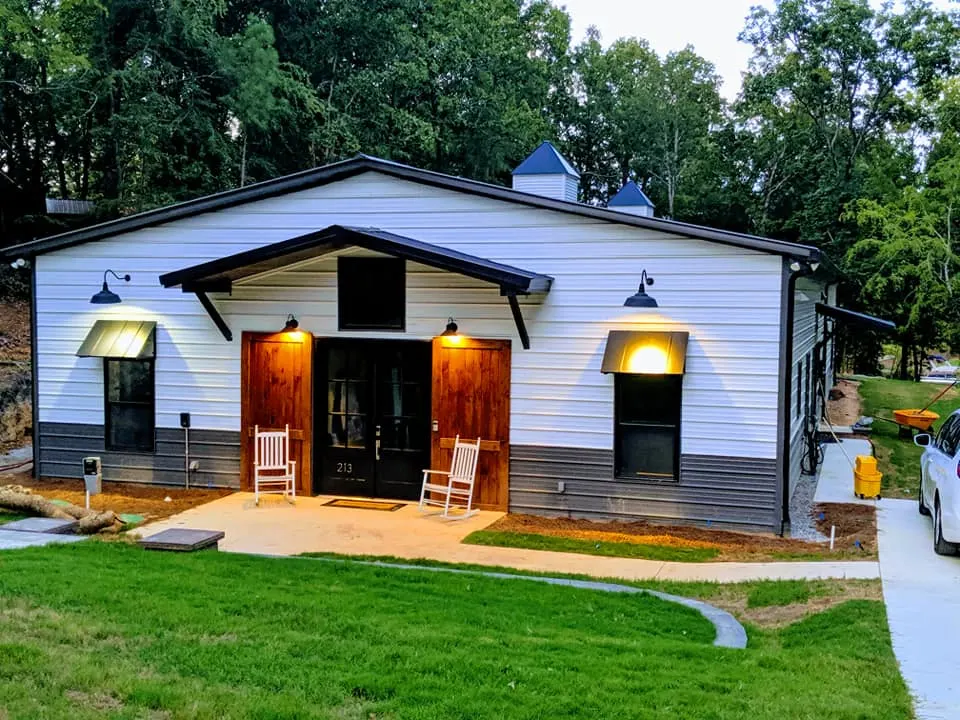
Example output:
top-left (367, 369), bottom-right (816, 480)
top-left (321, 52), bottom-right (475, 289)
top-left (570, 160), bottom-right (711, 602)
top-left (916, 410), bottom-right (960, 555)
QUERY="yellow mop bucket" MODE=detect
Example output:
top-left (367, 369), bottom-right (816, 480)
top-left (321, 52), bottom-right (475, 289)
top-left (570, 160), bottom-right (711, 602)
top-left (854, 455), bottom-right (882, 500)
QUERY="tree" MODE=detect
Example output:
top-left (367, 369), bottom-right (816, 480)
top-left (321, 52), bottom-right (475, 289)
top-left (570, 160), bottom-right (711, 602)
top-left (0, 0), bottom-right (103, 241)
top-left (561, 34), bottom-right (723, 215)
top-left (846, 142), bottom-right (960, 377)
top-left (219, 16), bottom-right (319, 185)
top-left (738, 0), bottom-right (958, 250)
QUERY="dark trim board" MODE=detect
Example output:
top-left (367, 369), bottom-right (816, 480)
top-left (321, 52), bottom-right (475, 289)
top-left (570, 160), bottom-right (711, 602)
top-left (5, 155), bottom-right (820, 262)
top-left (161, 225), bottom-right (553, 295)
top-left (29, 264), bottom-right (39, 478)
top-left (815, 302), bottom-right (896, 332)
top-left (37, 422), bottom-right (240, 488)
top-left (509, 445), bottom-right (780, 533)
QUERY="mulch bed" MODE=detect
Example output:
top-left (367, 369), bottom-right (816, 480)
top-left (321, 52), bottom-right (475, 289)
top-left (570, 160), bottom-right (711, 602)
top-left (0, 472), bottom-right (233, 523)
top-left (485, 510), bottom-right (878, 562)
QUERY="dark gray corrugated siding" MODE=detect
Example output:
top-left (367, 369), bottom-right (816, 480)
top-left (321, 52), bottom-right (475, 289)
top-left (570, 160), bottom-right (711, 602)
top-left (38, 422), bottom-right (240, 488)
top-left (789, 278), bottom-right (824, 501)
top-left (510, 445), bottom-right (779, 532)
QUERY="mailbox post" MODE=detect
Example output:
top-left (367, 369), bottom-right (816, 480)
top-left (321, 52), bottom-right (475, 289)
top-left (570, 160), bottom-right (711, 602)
top-left (82, 457), bottom-right (102, 509)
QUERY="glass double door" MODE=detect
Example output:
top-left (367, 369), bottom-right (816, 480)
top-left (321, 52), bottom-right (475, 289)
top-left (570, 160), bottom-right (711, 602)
top-left (317, 340), bottom-right (431, 500)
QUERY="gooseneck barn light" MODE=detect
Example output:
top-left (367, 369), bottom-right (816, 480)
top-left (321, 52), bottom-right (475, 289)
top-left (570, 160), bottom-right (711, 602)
top-left (90, 270), bottom-right (131, 305)
top-left (441, 317), bottom-right (459, 336)
top-left (624, 269), bottom-right (658, 308)
top-left (283, 314), bottom-right (300, 331)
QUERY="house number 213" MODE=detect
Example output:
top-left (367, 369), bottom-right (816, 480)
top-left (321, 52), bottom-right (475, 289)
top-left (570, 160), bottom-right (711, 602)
top-left (337, 462), bottom-right (353, 474)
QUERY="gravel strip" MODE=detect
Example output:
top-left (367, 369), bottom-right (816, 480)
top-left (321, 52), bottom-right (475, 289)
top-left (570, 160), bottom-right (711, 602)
top-left (790, 471), bottom-right (828, 542)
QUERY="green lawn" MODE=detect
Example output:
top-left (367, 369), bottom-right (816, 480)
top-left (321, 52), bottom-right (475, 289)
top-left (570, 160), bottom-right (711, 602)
top-left (0, 543), bottom-right (910, 719)
top-left (858, 377), bottom-right (960, 497)
top-left (463, 529), bottom-right (721, 562)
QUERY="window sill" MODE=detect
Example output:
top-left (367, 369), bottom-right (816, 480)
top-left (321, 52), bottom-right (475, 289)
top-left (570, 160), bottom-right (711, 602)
top-left (613, 473), bottom-right (679, 484)
top-left (337, 327), bottom-right (406, 333)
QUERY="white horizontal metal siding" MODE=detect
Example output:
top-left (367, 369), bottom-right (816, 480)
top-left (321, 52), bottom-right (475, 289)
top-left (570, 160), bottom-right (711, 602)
top-left (511, 175), bottom-right (577, 202)
top-left (34, 171), bottom-right (782, 460)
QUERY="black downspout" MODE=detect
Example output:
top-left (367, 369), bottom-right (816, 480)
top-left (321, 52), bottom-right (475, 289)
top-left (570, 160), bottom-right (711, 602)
top-left (777, 261), bottom-right (815, 535)
top-left (29, 261), bottom-right (39, 478)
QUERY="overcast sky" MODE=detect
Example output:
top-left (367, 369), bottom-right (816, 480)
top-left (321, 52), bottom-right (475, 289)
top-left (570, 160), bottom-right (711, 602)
top-left (559, 0), bottom-right (956, 100)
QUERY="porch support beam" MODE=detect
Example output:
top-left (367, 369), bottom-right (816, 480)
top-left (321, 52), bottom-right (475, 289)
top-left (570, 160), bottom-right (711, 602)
top-left (195, 291), bottom-right (233, 341)
top-left (183, 278), bottom-right (232, 294)
top-left (505, 291), bottom-right (530, 350)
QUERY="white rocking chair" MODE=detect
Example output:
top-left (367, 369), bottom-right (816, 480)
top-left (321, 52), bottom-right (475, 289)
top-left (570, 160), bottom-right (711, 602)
top-left (419, 435), bottom-right (481, 519)
top-left (254, 424), bottom-right (297, 506)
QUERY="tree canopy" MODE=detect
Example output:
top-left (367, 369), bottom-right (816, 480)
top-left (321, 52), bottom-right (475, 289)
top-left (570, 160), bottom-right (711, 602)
top-left (2, 0), bottom-right (959, 370)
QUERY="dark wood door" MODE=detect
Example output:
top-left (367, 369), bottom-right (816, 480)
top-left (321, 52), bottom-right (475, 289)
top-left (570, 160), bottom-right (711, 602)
top-left (317, 340), bottom-right (431, 499)
top-left (431, 337), bottom-right (511, 511)
top-left (240, 331), bottom-right (313, 495)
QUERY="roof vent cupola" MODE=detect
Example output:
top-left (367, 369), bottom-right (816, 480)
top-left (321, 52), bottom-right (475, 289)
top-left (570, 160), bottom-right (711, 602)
top-left (511, 142), bottom-right (580, 203)
top-left (608, 181), bottom-right (655, 218)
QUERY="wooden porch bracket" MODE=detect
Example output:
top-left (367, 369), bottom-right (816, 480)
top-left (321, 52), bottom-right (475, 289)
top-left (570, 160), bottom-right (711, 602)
top-left (194, 291), bottom-right (233, 341)
top-left (504, 291), bottom-right (530, 350)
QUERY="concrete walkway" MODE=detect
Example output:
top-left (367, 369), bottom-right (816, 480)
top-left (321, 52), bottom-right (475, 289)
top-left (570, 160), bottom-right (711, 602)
top-left (0, 528), bottom-right (85, 549)
top-left (814, 438), bottom-right (877, 506)
top-left (878, 498), bottom-right (960, 720)
top-left (138, 492), bottom-right (879, 582)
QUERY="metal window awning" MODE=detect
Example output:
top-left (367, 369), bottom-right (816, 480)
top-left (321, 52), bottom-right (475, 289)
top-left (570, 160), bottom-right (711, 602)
top-left (600, 331), bottom-right (689, 375)
top-left (815, 303), bottom-right (896, 333)
top-left (77, 320), bottom-right (156, 359)
top-left (158, 224), bottom-right (554, 349)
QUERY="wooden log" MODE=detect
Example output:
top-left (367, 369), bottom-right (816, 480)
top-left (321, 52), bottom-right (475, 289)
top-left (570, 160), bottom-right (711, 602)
top-left (0, 485), bottom-right (121, 534)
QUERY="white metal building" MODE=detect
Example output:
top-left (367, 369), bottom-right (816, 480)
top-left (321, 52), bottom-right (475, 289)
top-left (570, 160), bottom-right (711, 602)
top-left (6, 142), bottom-right (890, 532)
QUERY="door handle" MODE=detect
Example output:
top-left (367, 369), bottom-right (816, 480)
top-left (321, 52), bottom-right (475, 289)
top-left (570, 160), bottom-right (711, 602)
top-left (375, 425), bottom-right (381, 461)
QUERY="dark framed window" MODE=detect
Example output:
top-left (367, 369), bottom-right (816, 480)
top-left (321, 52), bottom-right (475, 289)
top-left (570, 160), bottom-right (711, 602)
top-left (936, 416), bottom-right (960, 457)
top-left (614, 375), bottom-right (682, 482)
top-left (104, 359), bottom-right (155, 452)
top-left (326, 347), bottom-right (369, 449)
top-left (338, 258), bottom-right (405, 331)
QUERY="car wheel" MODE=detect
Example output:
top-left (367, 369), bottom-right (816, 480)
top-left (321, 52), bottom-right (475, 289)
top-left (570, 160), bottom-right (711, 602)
top-left (934, 498), bottom-right (958, 556)
top-left (919, 484), bottom-right (930, 516)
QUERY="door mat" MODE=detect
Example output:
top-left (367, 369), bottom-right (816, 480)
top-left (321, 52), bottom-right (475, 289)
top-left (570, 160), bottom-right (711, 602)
top-left (323, 498), bottom-right (406, 512)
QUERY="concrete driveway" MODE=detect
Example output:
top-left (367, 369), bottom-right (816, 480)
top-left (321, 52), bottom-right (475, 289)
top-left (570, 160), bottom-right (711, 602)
top-left (878, 499), bottom-right (960, 719)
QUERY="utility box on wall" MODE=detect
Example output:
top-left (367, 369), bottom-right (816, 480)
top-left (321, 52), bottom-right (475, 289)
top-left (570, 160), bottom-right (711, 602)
top-left (82, 456), bottom-right (102, 495)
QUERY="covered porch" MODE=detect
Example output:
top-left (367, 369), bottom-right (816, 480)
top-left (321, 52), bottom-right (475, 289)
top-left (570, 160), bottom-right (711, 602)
top-left (159, 224), bottom-right (554, 511)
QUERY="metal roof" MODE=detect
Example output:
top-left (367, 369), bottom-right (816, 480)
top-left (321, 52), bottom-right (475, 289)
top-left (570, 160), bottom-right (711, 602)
top-left (159, 224), bottom-right (553, 294)
top-left (815, 303), bottom-right (896, 333)
top-left (608, 181), bottom-right (655, 208)
top-left (4, 154), bottom-right (819, 262)
top-left (511, 141), bottom-right (580, 177)
top-left (45, 198), bottom-right (95, 215)
top-left (600, 331), bottom-right (689, 375)
top-left (76, 320), bottom-right (156, 358)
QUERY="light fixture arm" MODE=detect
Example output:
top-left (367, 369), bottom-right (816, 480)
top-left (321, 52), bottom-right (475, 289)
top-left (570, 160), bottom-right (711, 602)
top-left (623, 268), bottom-right (658, 308)
top-left (104, 269), bottom-right (131, 285)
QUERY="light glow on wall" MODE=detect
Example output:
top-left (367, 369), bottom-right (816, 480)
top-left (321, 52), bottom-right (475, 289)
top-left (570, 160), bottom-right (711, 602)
top-left (626, 344), bottom-right (669, 374)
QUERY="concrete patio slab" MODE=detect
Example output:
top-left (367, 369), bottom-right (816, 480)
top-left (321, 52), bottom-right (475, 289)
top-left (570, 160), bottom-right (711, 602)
top-left (814, 439), bottom-right (878, 506)
top-left (0, 528), bottom-right (86, 549)
top-left (137, 492), bottom-right (879, 582)
top-left (3, 517), bottom-right (78, 534)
